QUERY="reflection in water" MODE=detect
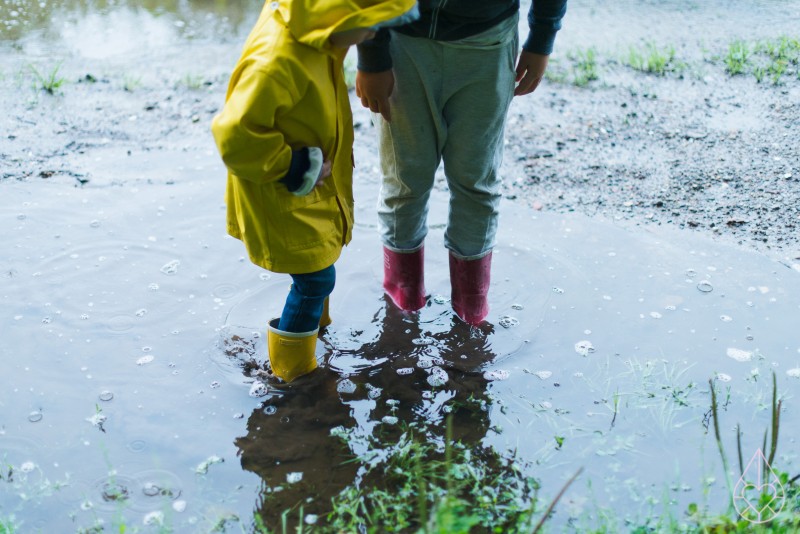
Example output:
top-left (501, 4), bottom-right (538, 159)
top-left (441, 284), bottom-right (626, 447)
top-left (236, 300), bottom-right (500, 529)
top-left (1, 0), bottom-right (261, 43)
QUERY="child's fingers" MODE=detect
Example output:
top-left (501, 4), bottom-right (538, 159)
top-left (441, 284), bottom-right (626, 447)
top-left (320, 159), bottom-right (332, 179)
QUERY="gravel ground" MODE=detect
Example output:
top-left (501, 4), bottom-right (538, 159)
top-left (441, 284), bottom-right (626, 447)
top-left (500, 67), bottom-right (800, 265)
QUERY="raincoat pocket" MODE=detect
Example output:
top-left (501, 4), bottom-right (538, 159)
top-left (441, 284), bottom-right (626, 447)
top-left (278, 194), bottom-right (340, 252)
top-left (275, 177), bottom-right (337, 213)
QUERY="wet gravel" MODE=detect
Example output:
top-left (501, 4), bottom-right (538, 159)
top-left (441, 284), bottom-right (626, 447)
top-left (501, 67), bottom-right (800, 264)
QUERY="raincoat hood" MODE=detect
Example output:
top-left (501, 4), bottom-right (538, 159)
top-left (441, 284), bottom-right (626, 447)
top-left (276, 0), bottom-right (418, 50)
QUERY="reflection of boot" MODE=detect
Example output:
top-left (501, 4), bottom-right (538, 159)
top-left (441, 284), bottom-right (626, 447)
top-left (449, 251), bottom-right (492, 326)
top-left (383, 246), bottom-right (426, 312)
top-left (267, 318), bottom-right (318, 382)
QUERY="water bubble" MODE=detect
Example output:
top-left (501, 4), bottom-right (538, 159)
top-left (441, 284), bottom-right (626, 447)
top-left (249, 382), bottom-right (268, 397)
top-left (305, 515), bottom-right (318, 525)
top-left (173, 500), bottom-right (187, 513)
top-left (42, 317), bottom-right (51, 324)
top-left (386, 399), bottom-right (400, 407)
top-left (697, 281), bottom-right (713, 293)
top-left (142, 346), bottom-right (152, 352)
top-left (552, 287), bottom-right (565, 294)
top-left (20, 461), bottom-right (36, 473)
top-left (336, 379), bottom-right (357, 394)
top-left (533, 370), bottom-right (552, 380)
top-left (160, 260), bottom-right (180, 275)
top-left (264, 405), bottom-right (277, 415)
top-left (100, 479), bottom-right (131, 502)
top-left (511, 303), bottom-right (524, 310)
top-left (286, 472), bottom-right (303, 484)
top-left (416, 357), bottom-right (434, 369)
top-left (483, 370), bottom-right (510, 381)
top-left (98, 390), bottom-right (114, 402)
top-left (498, 316), bottom-right (519, 328)
top-left (80, 314), bottom-right (89, 320)
top-left (89, 219), bottom-right (101, 228)
top-left (259, 273), bottom-right (271, 281)
top-left (396, 367), bottom-right (414, 376)
top-left (649, 312), bottom-right (662, 319)
top-left (720, 315), bottom-right (733, 322)
top-left (366, 385), bottom-right (382, 399)
top-left (726, 348), bottom-right (752, 362)
top-left (135, 309), bottom-right (147, 317)
top-left (210, 381), bottom-right (220, 389)
top-left (685, 269), bottom-right (697, 278)
top-left (715, 373), bottom-right (732, 382)
top-left (233, 413), bottom-right (244, 419)
top-left (28, 411), bottom-right (43, 423)
top-left (381, 415), bottom-right (399, 425)
top-left (142, 483), bottom-right (162, 497)
top-left (574, 340), bottom-right (595, 356)
top-left (427, 366), bottom-right (448, 387)
top-left (422, 390), bottom-right (434, 399)
top-left (786, 368), bottom-right (800, 378)
top-left (432, 294), bottom-right (449, 305)
top-left (148, 283), bottom-right (159, 291)
top-left (136, 355), bottom-right (154, 366)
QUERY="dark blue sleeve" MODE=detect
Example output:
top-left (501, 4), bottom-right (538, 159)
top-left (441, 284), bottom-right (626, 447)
top-left (356, 29), bottom-right (393, 73)
top-left (523, 0), bottom-right (567, 55)
top-left (279, 147), bottom-right (310, 192)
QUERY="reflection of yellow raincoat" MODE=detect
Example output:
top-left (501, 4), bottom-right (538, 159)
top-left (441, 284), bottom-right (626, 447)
top-left (212, 0), bottom-right (415, 274)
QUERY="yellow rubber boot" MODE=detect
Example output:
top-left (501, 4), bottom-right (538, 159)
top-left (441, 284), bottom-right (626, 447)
top-left (319, 297), bottom-right (332, 328)
top-left (267, 318), bottom-right (318, 382)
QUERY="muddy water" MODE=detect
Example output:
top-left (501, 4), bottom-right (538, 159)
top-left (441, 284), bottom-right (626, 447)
top-left (2, 0), bottom-right (800, 531)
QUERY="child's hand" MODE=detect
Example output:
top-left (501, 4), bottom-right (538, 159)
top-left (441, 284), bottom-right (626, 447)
top-left (315, 159), bottom-right (332, 188)
top-left (355, 70), bottom-right (394, 121)
top-left (514, 51), bottom-right (549, 96)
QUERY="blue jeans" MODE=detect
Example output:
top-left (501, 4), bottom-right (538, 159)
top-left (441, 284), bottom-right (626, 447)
top-left (278, 265), bottom-right (335, 333)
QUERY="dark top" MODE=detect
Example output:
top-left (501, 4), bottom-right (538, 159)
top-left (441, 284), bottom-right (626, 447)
top-left (358, 0), bottom-right (568, 72)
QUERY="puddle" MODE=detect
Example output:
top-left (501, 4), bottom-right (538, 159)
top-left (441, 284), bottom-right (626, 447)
top-left (3, 173), bottom-right (799, 530)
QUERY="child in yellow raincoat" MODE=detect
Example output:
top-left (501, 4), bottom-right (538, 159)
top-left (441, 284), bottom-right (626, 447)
top-left (211, 0), bottom-right (418, 382)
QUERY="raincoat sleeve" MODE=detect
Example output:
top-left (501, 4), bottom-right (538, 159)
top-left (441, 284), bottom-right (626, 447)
top-left (356, 29), bottom-right (393, 73)
top-left (211, 62), bottom-right (298, 184)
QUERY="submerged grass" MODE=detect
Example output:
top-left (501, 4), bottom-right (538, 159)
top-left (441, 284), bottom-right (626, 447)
top-left (253, 416), bottom-right (582, 533)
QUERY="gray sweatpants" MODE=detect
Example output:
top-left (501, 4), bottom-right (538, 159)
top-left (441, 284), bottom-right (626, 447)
top-left (376, 15), bottom-right (518, 260)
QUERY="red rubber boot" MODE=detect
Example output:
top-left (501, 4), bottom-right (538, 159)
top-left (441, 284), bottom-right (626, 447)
top-left (383, 246), bottom-right (426, 311)
top-left (449, 251), bottom-right (492, 325)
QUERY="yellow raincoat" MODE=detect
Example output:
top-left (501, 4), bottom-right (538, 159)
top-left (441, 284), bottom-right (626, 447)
top-left (212, 0), bottom-right (416, 274)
